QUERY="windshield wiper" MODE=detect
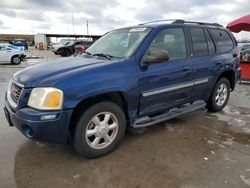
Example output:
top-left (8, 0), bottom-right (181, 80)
top-left (92, 53), bottom-right (116, 60)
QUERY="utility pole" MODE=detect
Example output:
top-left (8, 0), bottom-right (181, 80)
top-left (72, 12), bottom-right (75, 35)
top-left (86, 20), bottom-right (89, 35)
top-left (67, 27), bottom-right (69, 39)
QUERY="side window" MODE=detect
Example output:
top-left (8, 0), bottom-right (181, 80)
top-left (190, 28), bottom-right (208, 56)
top-left (148, 28), bottom-right (187, 61)
top-left (204, 29), bottom-right (216, 54)
top-left (0, 46), bottom-right (6, 51)
top-left (211, 29), bottom-right (234, 53)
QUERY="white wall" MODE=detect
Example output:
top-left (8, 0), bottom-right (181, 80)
top-left (34, 34), bottom-right (47, 50)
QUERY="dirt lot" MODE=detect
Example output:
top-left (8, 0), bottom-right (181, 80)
top-left (0, 50), bottom-right (250, 188)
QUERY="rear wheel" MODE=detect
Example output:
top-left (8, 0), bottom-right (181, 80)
top-left (207, 77), bottom-right (230, 112)
top-left (73, 102), bottom-right (126, 158)
top-left (11, 55), bottom-right (21, 65)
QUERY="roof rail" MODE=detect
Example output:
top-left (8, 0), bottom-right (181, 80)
top-left (182, 21), bottom-right (223, 27)
top-left (138, 19), bottom-right (184, 25)
top-left (138, 19), bottom-right (223, 27)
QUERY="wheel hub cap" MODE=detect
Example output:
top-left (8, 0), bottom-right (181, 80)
top-left (215, 83), bottom-right (228, 107)
top-left (85, 112), bottom-right (119, 150)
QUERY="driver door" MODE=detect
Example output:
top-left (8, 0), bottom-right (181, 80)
top-left (138, 27), bottom-right (194, 116)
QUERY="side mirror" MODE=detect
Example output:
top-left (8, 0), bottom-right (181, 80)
top-left (143, 49), bottom-right (169, 64)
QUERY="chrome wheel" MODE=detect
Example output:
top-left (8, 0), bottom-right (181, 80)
top-left (12, 56), bottom-right (21, 64)
top-left (85, 112), bottom-right (119, 150)
top-left (215, 83), bottom-right (228, 107)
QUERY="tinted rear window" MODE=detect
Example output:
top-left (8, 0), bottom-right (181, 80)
top-left (204, 29), bottom-right (216, 54)
top-left (190, 28), bottom-right (208, 56)
top-left (211, 29), bottom-right (234, 53)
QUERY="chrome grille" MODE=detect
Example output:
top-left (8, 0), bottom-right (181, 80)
top-left (9, 81), bottom-right (23, 104)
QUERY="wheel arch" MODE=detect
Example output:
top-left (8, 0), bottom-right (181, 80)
top-left (216, 69), bottom-right (236, 91)
top-left (68, 91), bottom-right (129, 139)
top-left (11, 54), bottom-right (20, 58)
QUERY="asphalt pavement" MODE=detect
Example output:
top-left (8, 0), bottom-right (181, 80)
top-left (0, 53), bottom-right (250, 188)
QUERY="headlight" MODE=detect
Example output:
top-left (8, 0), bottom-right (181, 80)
top-left (28, 88), bottom-right (63, 110)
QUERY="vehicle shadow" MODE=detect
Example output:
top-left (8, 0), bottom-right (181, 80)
top-left (0, 63), bottom-right (13, 65)
top-left (13, 112), bottom-right (238, 188)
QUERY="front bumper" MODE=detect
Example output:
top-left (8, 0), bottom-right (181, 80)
top-left (4, 100), bottom-right (73, 144)
top-left (20, 54), bottom-right (26, 60)
top-left (51, 48), bottom-right (58, 53)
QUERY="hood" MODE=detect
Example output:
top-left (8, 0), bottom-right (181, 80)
top-left (13, 56), bottom-right (112, 87)
top-left (52, 44), bottom-right (65, 50)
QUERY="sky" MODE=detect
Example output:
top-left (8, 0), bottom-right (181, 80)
top-left (0, 0), bottom-right (250, 40)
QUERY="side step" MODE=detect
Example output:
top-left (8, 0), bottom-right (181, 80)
top-left (133, 100), bottom-right (206, 128)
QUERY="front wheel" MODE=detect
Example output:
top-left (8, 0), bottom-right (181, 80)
top-left (73, 102), bottom-right (126, 158)
top-left (11, 55), bottom-right (21, 65)
top-left (61, 49), bottom-right (72, 57)
top-left (207, 77), bottom-right (230, 112)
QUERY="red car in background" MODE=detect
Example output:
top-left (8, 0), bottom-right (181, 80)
top-left (74, 41), bottom-right (93, 55)
top-left (240, 49), bottom-right (250, 81)
top-left (240, 49), bottom-right (250, 63)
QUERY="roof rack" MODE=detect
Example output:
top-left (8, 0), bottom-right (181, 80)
top-left (138, 19), bottom-right (223, 27)
top-left (138, 19), bottom-right (183, 25)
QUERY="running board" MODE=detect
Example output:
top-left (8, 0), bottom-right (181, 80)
top-left (133, 100), bottom-right (206, 128)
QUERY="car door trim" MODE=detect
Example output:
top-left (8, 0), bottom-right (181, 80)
top-left (194, 78), bottom-right (209, 85)
top-left (142, 78), bottom-right (209, 97)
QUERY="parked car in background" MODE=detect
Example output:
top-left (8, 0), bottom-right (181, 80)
top-left (6, 44), bottom-right (25, 53)
top-left (241, 44), bottom-right (250, 51)
top-left (0, 44), bottom-right (25, 64)
top-left (51, 41), bottom-right (75, 55)
top-left (74, 41), bottom-right (93, 55)
top-left (10, 39), bottom-right (28, 50)
top-left (57, 41), bottom-right (93, 57)
top-left (240, 49), bottom-right (250, 63)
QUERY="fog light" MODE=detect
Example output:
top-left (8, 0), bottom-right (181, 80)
top-left (40, 114), bottom-right (57, 121)
top-left (23, 126), bottom-right (33, 138)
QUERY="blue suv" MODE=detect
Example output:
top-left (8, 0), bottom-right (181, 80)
top-left (4, 20), bottom-right (241, 158)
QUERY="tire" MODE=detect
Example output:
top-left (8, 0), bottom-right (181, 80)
top-left (206, 77), bottom-right (230, 112)
top-left (11, 55), bottom-right (21, 65)
top-left (73, 102), bottom-right (126, 158)
top-left (54, 52), bottom-right (59, 55)
top-left (62, 49), bottom-right (72, 57)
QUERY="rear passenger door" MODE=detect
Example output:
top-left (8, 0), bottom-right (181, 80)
top-left (188, 27), bottom-right (222, 101)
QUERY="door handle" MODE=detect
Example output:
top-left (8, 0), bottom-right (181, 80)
top-left (215, 62), bottom-right (222, 66)
top-left (233, 53), bottom-right (237, 58)
top-left (182, 66), bottom-right (191, 72)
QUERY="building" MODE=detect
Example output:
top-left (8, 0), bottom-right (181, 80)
top-left (34, 33), bottom-right (102, 50)
top-left (0, 34), bottom-right (35, 45)
top-left (0, 33), bottom-right (102, 49)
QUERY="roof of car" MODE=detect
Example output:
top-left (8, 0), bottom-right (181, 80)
top-left (138, 19), bottom-right (224, 28)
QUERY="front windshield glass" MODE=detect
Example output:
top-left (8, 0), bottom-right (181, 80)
top-left (62, 41), bottom-right (71, 45)
top-left (86, 27), bottom-right (152, 59)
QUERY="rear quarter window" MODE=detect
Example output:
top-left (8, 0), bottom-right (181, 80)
top-left (190, 27), bottom-right (208, 56)
top-left (211, 29), bottom-right (234, 53)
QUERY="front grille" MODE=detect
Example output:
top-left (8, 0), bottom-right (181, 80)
top-left (10, 81), bottom-right (23, 104)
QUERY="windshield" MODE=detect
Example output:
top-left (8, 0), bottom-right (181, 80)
top-left (86, 27), bottom-right (152, 59)
top-left (63, 41), bottom-right (71, 45)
